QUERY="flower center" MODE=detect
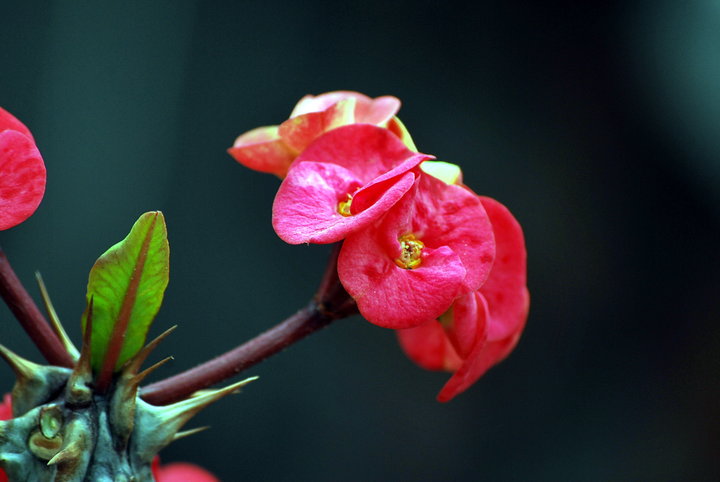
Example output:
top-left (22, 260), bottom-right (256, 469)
top-left (337, 193), bottom-right (353, 217)
top-left (395, 233), bottom-right (424, 269)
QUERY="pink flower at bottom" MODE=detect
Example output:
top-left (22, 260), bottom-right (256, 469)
top-left (0, 394), bottom-right (11, 482)
top-left (0, 107), bottom-right (46, 231)
top-left (152, 457), bottom-right (219, 482)
top-left (397, 196), bottom-right (529, 401)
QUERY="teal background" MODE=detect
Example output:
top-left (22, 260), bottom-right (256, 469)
top-left (1, 1), bottom-right (718, 480)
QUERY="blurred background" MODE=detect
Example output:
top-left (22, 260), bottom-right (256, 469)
top-left (1, 1), bottom-right (718, 480)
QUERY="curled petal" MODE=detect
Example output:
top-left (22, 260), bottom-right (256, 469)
top-left (442, 290), bottom-right (486, 359)
top-left (397, 320), bottom-right (462, 372)
top-left (272, 161), bottom-right (416, 244)
top-left (479, 197), bottom-right (530, 341)
top-left (289, 91), bottom-right (400, 126)
top-left (0, 130), bottom-right (46, 230)
top-left (293, 124), bottom-right (421, 183)
top-left (227, 125), bottom-right (295, 178)
top-left (437, 293), bottom-right (526, 402)
top-left (437, 200), bottom-right (529, 402)
top-left (279, 98), bottom-right (356, 153)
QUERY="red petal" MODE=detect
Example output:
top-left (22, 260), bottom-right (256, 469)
top-left (228, 125), bottom-right (295, 178)
top-left (397, 320), bottom-right (462, 371)
top-left (288, 91), bottom-right (400, 125)
top-left (153, 462), bottom-right (219, 482)
top-left (436, 198), bottom-right (529, 402)
top-left (478, 197), bottom-right (530, 341)
top-left (354, 95), bottom-right (401, 125)
top-left (279, 98), bottom-right (355, 153)
top-left (338, 186), bottom-right (468, 328)
top-left (294, 124), bottom-right (418, 184)
top-left (0, 130), bottom-right (46, 230)
top-left (0, 394), bottom-right (12, 420)
top-left (437, 298), bottom-right (525, 402)
top-left (411, 174), bottom-right (495, 293)
top-left (0, 107), bottom-right (33, 140)
top-left (442, 291), bottom-right (486, 359)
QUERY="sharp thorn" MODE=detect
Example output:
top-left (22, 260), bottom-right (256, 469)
top-left (172, 425), bottom-right (210, 442)
top-left (76, 296), bottom-right (94, 377)
top-left (35, 272), bottom-right (79, 361)
top-left (133, 356), bottom-right (173, 385)
top-left (160, 376), bottom-right (258, 428)
top-left (0, 344), bottom-right (38, 378)
top-left (46, 440), bottom-right (80, 466)
top-left (122, 325), bottom-right (177, 377)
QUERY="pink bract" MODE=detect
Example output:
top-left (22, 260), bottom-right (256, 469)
top-left (227, 125), bottom-right (295, 177)
top-left (228, 91), bottom-right (401, 178)
top-left (0, 108), bottom-right (46, 231)
top-left (396, 196), bottom-right (529, 401)
top-left (152, 457), bottom-right (219, 482)
top-left (338, 173), bottom-right (495, 329)
top-left (0, 395), bottom-right (8, 482)
top-left (272, 124), bottom-right (431, 244)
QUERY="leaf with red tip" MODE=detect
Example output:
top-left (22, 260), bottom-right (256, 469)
top-left (81, 212), bottom-right (170, 385)
top-left (0, 130), bottom-right (46, 230)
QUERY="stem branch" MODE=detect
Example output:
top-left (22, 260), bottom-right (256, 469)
top-left (0, 248), bottom-right (74, 367)
top-left (141, 243), bottom-right (357, 405)
top-left (141, 300), bottom-right (343, 405)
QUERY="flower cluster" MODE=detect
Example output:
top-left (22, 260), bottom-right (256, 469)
top-left (0, 108), bottom-right (46, 230)
top-left (229, 91), bottom-right (529, 401)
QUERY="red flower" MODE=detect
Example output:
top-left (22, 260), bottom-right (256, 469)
top-left (272, 124), bottom-right (430, 244)
top-left (0, 394), bottom-right (11, 482)
top-left (0, 107), bottom-right (46, 230)
top-left (338, 172), bottom-right (496, 328)
top-left (228, 91), bottom-right (401, 178)
top-left (397, 196), bottom-right (529, 401)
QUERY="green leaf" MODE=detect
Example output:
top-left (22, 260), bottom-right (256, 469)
top-left (81, 212), bottom-right (169, 380)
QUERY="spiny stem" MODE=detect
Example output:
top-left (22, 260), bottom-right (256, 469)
top-left (141, 243), bottom-right (357, 406)
top-left (0, 248), bottom-right (74, 368)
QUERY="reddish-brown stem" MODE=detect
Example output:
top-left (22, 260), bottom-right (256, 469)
top-left (141, 243), bottom-right (357, 405)
top-left (0, 248), bottom-right (74, 368)
top-left (141, 300), bottom-right (347, 405)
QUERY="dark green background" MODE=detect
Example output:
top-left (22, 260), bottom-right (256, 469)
top-left (1, 1), bottom-right (718, 480)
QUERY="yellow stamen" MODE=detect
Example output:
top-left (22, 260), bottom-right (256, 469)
top-left (395, 233), bottom-right (424, 269)
top-left (337, 193), bottom-right (353, 217)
